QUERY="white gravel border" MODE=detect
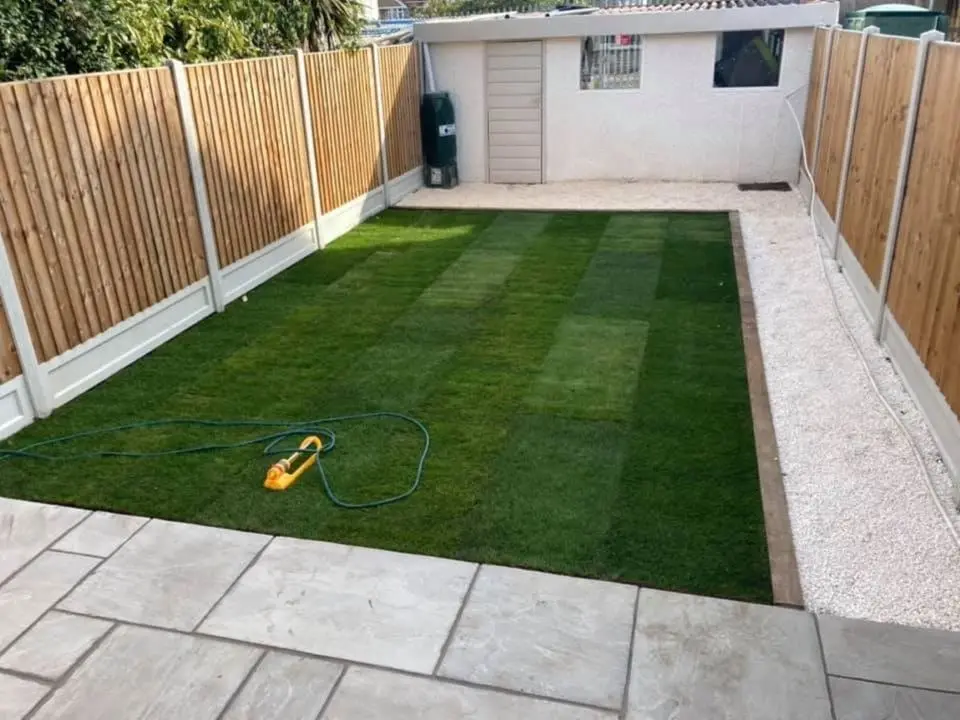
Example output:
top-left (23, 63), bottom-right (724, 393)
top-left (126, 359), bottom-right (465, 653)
top-left (400, 181), bottom-right (960, 631)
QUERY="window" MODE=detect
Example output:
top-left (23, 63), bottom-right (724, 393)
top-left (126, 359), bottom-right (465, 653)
top-left (714, 29), bottom-right (784, 88)
top-left (580, 35), bottom-right (642, 90)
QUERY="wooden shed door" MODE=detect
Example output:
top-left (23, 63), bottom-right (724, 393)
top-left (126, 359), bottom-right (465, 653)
top-left (486, 41), bottom-right (542, 184)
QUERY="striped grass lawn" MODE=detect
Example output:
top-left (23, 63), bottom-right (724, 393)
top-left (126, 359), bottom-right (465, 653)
top-left (0, 210), bottom-right (771, 601)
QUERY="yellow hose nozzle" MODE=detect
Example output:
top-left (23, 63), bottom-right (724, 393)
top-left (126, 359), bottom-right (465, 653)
top-left (264, 436), bottom-right (323, 491)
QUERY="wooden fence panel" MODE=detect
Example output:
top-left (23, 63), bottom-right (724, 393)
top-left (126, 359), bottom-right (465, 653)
top-left (380, 45), bottom-right (422, 180)
top-left (0, 301), bottom-right (19, 382)
top-left (888, 42), bottom-right (960, 418)
top-left (840, 35), bottom-right (917, 287)
top-left (803, 27), bottom-right (828, 165)
top-left (0, 69), bottom-right (206, 362)
top-left (814, 31), bottom-right (860, 219)
top-left (306, 50), bottom-right (382, 212)
top-left (188, 57), bottom-right (313, 267)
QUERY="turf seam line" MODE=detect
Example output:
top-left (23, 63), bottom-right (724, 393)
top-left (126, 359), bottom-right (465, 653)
top-left (21, 622), bottom-right (120, 720)
top-left (213, 648), bottom-right (268, 720)
top-left (314, 663), bottom-right (349, 718)
top-left (618, 587), bottom-right (641, 719)
top-left (0, 509), bottom-right (93, 595)
top-left (432, 563), bottom-right (483, 676)
top-left (191, 536), bottom-right (276, 633)
top-left (813, 615), bottom-right (840, 720)
top-left (52, 606), bottom-right (622, 714)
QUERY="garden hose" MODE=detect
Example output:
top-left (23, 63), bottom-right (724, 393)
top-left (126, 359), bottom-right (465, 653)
top-left (0, 411), bottom-right (429, 510)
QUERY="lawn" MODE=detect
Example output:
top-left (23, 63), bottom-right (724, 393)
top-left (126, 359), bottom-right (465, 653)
top-left (0, 209), bottom-right (771, 601)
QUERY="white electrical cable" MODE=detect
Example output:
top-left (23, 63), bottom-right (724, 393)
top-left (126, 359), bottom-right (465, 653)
top-left (781, 89), bottom-right (960, 551)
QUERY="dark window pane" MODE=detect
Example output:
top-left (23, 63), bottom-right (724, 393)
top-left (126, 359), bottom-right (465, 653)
top-left (714, 29), bottom-right (784, 88)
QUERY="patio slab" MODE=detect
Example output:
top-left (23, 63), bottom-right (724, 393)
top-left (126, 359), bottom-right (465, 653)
top-left (58, 519), bottom-right (269, 631)
top-left (819, 614), bottom-right (960, 693)
top-left (0, 610), bottom-right (112, 679)
top-left (829, 676), bottom-right (960, 720)
top-left (0, 498), bottom-right (87, 584)
top-left (0, 673), bottom-right (48, 719)
top-left (323, 666), bottom-right (617, 720)
top-left (0, 551), bottom-right (98, 653)
top-left (221, 652), bottom-right (342, 720)
top-left (199, 537), bottom-right (477, 673)
top-left (52, 511), bottom-right (148, 557)
top-left (438, 565), bottom-right (635, 709)
top-left (31, 625), bottom-right (259, 720)
top-left (627, 588), bottom-right (831, 720)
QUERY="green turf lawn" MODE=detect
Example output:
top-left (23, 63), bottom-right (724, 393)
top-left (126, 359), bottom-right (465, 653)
top-left (0, 210), bottom-right (771, 601)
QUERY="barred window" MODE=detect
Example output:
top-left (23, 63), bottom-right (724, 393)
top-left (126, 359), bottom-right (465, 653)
top-left (580, 35), bottom-right (642, 90)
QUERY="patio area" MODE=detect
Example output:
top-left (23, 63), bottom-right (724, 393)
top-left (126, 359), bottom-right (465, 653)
top-left (3, 497), bottom-right (960, 719)
top-left (2, 181), bottom-right (960, 720)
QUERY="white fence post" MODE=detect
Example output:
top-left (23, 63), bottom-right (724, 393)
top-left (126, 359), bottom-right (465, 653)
top-left (809, 25), bottom-right (840, 186)
top-left (0, 232), bottom-right (52, 417)
top-left (875, 29), bottom-right (943, 342)
top-left (167, 60), bottom-right (225, 313)
top-left (832, 25), bottom-right (878, 261)
top-left (371, 45), bottom-right (392, 208)
top-left (295, 50), bottom-right (325, 249)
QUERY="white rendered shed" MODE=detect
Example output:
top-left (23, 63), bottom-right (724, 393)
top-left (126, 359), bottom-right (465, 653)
top-left (415, 1), bottom-right (840, 183)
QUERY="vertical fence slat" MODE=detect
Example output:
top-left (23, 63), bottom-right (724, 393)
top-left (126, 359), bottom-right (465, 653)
top-left (186, 57), bottom-right (311, 269)
top-left (129, 71), bottom-right (179, 296)
top-left (83, 76), bottom-right (150, 314)
top-left (887, 38), bottom-right (960, 413)
top-left (296, 50), bottom-right (324, 248)
top-left (157, 72), bottom-right (206, 284)
top-left (380, 45), bottom-right (422, 181)
top-left (830, 26), bottom-right (876, 261)
top-left (839, 34), bottom-right (917, 287)
top-left (39, 81), bottom-right (108, 336)
top-left (815, 31), bottom-right (861, 220)
top-left (55, 79), bottom-right (124, 327)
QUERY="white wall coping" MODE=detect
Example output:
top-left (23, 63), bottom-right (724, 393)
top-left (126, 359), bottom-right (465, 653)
top-left (414, 3), bottom-right (839, 43)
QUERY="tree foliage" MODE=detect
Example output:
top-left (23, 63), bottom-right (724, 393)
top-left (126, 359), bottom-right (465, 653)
top-left (0, 0), bottom-right (364, 81)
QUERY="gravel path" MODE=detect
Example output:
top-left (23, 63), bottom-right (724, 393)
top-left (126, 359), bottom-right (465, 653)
top-left (400, 182), bottom-right (960, 630)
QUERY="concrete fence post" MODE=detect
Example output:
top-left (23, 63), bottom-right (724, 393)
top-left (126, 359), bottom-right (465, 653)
top-left (295, 50), bottom-right (325, 249)
top-left (167, 60), bottom-right (225, 313)
top-left (809, 24), bottom-right (840, 188)
top-left (875, 29), bottom-right (943, 342)
top-left (0, 232), bottom-right (52, 417)
top-left (832, 25), bottom-right (878, 261)
top-left (371, 45), bottom-right (392, 208)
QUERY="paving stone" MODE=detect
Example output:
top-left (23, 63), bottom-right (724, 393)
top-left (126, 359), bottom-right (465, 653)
top-left (53, 512), bottom-right (148, 557)
top-left (222, 652), bottom-right (342, 720)
top-left (439, 565), bottom-right (635, 709)
top-left (31, 624), bottom-right (259, 720)
top-left (627, 589), bottom-right (831, 720)
top-left (58, 519), bottom-right (269, 631)
top-left (0, 611), bottom-right (112, 679)
top-left (200, 537), bottom-right (476, 673)
top-left (323, 666), bottom-right (617, 720)
top-left (0, 498), bottom-right (88, 584)
top-left (830, 676), bottom-right (960, 720)
top-left (819, 614), bottom-right (960, 693)
top-left (0, 552), bottom-right (99, 654)
top-left (0, 673), bottom-right (48, 719)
